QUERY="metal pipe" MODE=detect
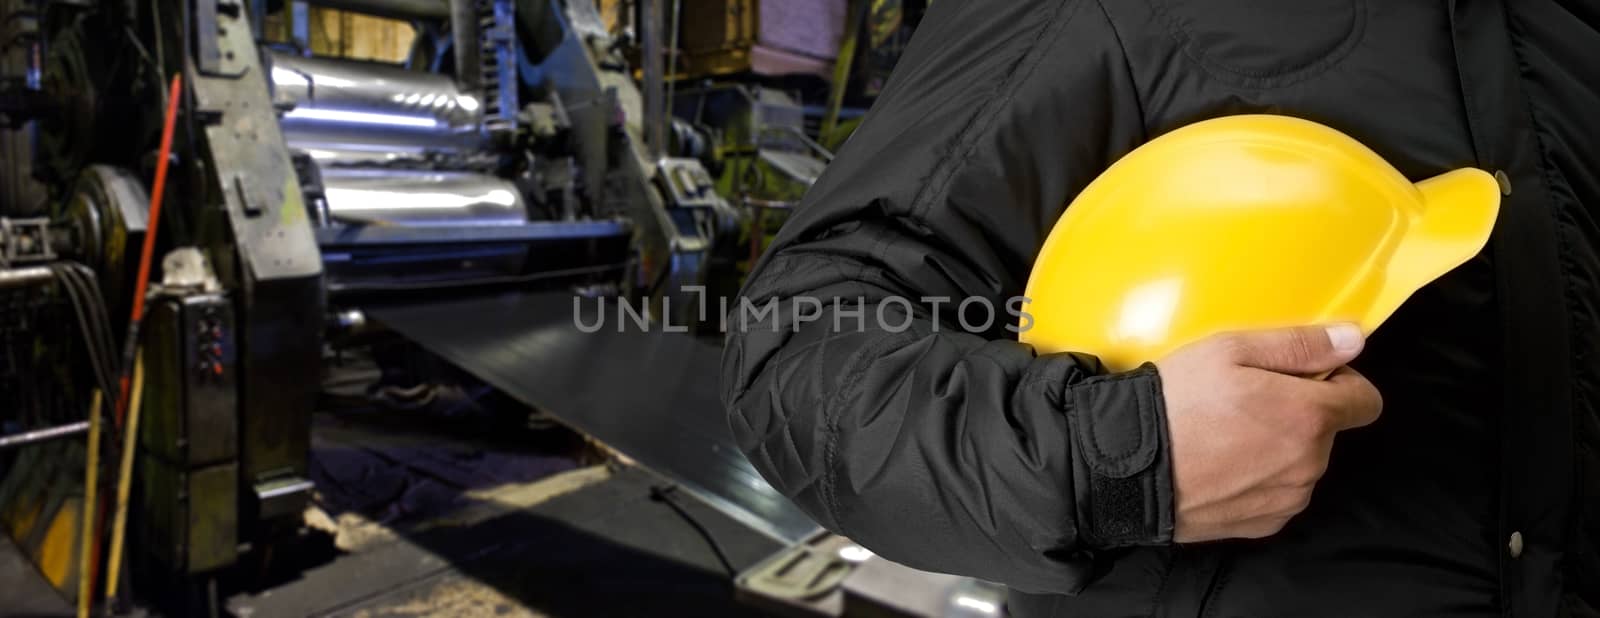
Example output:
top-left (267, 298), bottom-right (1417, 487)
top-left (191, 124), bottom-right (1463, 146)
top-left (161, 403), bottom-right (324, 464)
top-left (258, 479), bottom-right (316, 501)
top-left (822, 0), bottom-right (870, 139)
top-left (249, 0), bottom-right (268, 39)
top-left (640, 0), bottom-right (666, 160)
top-left (665, 0), bottom-right (681, 118)
top-left (742, 197), bottom-right (798, 210)
top-left (0, 265), bottom-right (51, 288)
top-left (76, 390), bottom-right (103, 618)
top-left (291, 1), bottom-right (312, 53)
top-left (0, 421), bottom-right (90, 450)
top-left (450, 0), bottom-right (482, 95)
top-left (318, 168), bottom-right (529, 226)
top-left (299, 0), bottom-right (450, 20)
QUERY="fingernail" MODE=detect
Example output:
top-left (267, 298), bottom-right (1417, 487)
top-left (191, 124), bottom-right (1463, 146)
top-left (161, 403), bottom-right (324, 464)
top-left (1326, 323), bottom-right (1364, 354)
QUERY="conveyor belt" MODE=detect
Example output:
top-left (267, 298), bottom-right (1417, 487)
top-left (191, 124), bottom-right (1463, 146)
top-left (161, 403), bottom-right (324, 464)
top-left (369, 292), bottom-right (820, 545)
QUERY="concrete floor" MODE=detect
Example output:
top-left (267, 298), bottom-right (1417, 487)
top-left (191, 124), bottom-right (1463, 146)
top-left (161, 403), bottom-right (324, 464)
top-left (212, 373), bottom-right (785, 617)
top-left (0, 531), bottom-right (73, 616)
top-left (227, 461), bottom-right (780, 617)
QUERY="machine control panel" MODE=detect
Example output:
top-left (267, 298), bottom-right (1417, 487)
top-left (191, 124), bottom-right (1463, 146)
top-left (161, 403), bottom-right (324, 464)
top-left (141, 293), bottom-right (238, 466)
top-left (195, 305), bottom-right (227, 380)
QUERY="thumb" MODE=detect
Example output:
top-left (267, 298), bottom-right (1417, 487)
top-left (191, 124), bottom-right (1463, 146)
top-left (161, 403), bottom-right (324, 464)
top-left (1223, 323), bottom-right (1365, 375)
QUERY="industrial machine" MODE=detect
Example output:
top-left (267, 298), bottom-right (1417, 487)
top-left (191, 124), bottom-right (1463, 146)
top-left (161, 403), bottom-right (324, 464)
top-left (0, 0), bottom-right (742, 610)
top-left (670, 83), bottom-right (832, 290)
top-left (0, 0), bottom-right (1012, 614)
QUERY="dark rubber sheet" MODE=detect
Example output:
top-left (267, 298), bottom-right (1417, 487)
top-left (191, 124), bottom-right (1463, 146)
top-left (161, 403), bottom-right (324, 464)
top-left (369, 292), bottom-right (820, 545)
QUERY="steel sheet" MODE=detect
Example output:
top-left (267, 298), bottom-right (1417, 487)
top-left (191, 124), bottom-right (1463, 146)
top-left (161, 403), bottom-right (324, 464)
top-left (368, 292), bottom-right (821, 545)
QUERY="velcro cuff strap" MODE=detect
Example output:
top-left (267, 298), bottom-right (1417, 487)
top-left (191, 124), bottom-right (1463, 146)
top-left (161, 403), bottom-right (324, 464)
top-left (1068, 364), bottom-right (1175, 548)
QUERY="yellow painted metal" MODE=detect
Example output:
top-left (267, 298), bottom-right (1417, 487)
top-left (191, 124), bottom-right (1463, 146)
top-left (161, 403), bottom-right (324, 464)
top-left (1021, 114), bottom-right (1501, 371)
top-left (105, 354), bottom-right (145, 601)
top-left (76, 389), bottom-right (103, 618)
top-left (1, 446), bottom-right (82, 593)
top-left (38, 498), bottom-right (80, 588)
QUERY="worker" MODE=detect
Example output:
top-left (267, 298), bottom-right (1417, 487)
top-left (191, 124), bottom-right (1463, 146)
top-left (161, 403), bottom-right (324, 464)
top-left (720, 0), bottom-right (1597, 615)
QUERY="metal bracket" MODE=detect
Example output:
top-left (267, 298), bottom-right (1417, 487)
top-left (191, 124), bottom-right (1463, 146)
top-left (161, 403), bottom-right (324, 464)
top-left (736, 532), bottom-right (858, 604)
top-left (0, 217), bottom-right (54, 267)
top-left (194, 0), bottom-right (249, 78)
top-left (234, 175), bottom-right (262, 217)
top-left (290, 1), bottom-right (311, 53)
top-left (656, 158), bottom-right (722, 211)
top-left (195, 0), bottom-right (221, 75)
top-left (187, 4), bottom-right (323, 535)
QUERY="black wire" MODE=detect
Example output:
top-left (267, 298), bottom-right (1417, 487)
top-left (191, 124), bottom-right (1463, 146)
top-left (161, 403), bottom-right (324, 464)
top-left (85, 270), bottom-right (115, 357)
top-left (63, 265), bottom-right (115, 367)
top-left (48, 264), bottom-right (118, 403)
top-left (149, 1), bottom-right (164, 87)
top-left (64, 265), bottom-right (117, 402)
top-left (650, 484), bottom-right (739, 578)
top-left (124, 25), bottom-right (168, 113)
top-left (49, 266), bottom-right (96, 382)
top-left (60, 265), bottom-right (114, 377)
top-left (51, 266), bottom-right (108, 393)
top-left (65, 267), bottom-right (118, 400)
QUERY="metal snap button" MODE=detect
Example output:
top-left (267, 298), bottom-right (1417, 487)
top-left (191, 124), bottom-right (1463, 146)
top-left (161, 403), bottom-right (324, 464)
top-left (1495, 170), bottom-right (1513, 196)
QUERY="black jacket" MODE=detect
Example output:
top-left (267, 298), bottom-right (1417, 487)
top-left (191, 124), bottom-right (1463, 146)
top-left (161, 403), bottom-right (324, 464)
top-left (720, 0), bottom-right (1599, 615)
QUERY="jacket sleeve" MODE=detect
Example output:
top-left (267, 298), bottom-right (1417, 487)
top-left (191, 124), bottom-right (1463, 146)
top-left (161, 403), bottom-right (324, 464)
top-left (720, 0), bottom-right (1171, 595)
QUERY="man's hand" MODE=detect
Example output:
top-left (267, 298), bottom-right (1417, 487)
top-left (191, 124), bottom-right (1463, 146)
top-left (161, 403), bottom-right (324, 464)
top-left (1155, 324), bottom-right (1383, 543)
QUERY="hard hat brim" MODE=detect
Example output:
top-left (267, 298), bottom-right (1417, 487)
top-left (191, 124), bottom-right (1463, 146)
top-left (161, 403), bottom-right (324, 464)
top-left (1360, 168), bottom-right (1502, 334)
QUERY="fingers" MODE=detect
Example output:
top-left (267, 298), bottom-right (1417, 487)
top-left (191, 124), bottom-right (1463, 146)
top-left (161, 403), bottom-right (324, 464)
top-left (1249, 364), bottom-right (1383, 433)
top-left (1315, 366), bottom-right (1384, 430)
top-left (1219, 324), bottom-right (1365, 376)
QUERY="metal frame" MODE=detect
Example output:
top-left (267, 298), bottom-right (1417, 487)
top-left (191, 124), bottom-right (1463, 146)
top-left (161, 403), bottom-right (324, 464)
top-left (187, 2), bottom-right (324, 530)
top-left (0, 217), bottom-right (53, 266)
top-left (313, 219), bottom-right (631, 247)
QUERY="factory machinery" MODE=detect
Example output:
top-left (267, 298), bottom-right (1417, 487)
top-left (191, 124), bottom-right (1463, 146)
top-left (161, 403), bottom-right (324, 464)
top-left (0, 0), bottom-right (825, 611)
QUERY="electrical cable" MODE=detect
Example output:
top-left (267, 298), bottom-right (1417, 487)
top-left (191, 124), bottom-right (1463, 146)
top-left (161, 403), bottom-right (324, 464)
top-left (650, 484), bottom-right (738, 577)
top-left (48, 263), bottom-right (117, 402)
top-left (63, 265), bottom-right (116, 394)
top-left (48, 266), bottom-right (98, 379)
top-left (46, 263), bottom-right (119, 618)
top-left (149, 2), bottom-right (164, 91)
top-left (61, 265), bottom-right (115, 369)
top-left (124, 26), bottom-right (168, 113)
top-left (82, 269), bottom-right (115, 362)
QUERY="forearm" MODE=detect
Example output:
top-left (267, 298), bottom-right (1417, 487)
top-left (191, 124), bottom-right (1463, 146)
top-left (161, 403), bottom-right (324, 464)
top-left (722, 254), bottom-right (1173, 594)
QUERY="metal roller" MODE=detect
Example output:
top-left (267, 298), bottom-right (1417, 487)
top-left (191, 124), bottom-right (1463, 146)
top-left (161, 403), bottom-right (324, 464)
top-left (317, 168), bottom-right (529, 227)
top-left (312, 169), bottom-right (541, 293)
top-left (298, 0), bottom-right (449, 20)
top-left (268, 50), bottom-right (487, 165)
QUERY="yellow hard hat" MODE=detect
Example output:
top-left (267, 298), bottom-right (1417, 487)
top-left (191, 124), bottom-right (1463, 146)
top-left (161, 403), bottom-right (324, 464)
top-left (1020, 114), bottom-right (1501, 372)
